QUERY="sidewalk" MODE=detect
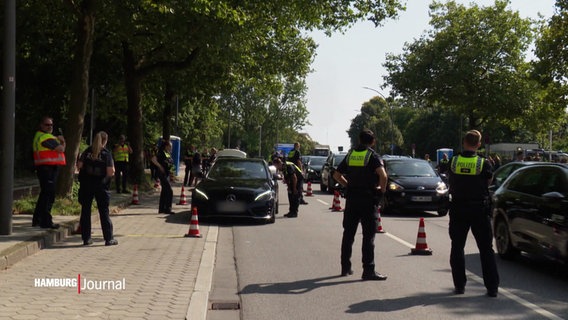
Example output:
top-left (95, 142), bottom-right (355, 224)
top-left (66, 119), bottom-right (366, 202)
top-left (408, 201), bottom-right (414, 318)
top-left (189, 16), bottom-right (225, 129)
top-left (0, 179), bottom-right (217, 320)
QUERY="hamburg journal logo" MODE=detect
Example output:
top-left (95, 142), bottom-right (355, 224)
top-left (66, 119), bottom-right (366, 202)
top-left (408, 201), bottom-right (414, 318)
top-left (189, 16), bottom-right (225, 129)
top-left (34, 274), bottom-right (126, 294)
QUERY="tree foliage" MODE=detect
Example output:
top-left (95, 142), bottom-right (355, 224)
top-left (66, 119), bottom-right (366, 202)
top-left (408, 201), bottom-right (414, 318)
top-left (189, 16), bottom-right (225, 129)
top-left (384, 0), bottom-right (536, 130)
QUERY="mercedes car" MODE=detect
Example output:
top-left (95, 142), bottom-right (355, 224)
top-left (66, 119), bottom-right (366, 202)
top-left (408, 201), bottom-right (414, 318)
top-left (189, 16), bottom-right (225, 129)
top-left (191, 158), bottom-right (278, 224)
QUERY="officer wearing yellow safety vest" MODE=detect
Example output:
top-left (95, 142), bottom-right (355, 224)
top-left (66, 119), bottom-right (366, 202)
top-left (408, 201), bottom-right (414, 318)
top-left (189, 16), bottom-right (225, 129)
top-left (448, 130), bottom-right (499, 297)
top-left (287, 142), bottom-right (308, 205)
top-left (113, 135), bottom-right (132, 194)
top-left (333, 129), bottom-right (388, 280)
top-left (273, 158), bottom-right (303, 218)
top-left (32, 116), bottom-right (66, 229)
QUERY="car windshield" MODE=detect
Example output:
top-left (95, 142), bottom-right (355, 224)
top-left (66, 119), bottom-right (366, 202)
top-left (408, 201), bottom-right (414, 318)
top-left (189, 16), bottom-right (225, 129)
top-left (387, 161), bottom-right (436, 177)
top-left (208, 160), bottom-right (267, 180)
top-left (309, 157), bottom-right (327, 167)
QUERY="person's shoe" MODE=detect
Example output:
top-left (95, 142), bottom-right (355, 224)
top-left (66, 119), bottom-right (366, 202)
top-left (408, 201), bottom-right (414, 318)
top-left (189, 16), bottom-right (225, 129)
top-left (105, 239), bottom-right (118, 246)
top-left (341, 269), bottom-right (354, 277)
top-left (300, 200), bottom-right (309, 205)
top-left (40, 224), bottom-right (60, 229)
top-left (486, 290), bottom-right (498, 298)
top-left (83, 239), bottom-right (93, 246)
top-left (454, 287), bottom-right (465, 294)
top-left (361, 271), bottom-right (387, 281)
top-left (284, 213), bottom-right (297, 218)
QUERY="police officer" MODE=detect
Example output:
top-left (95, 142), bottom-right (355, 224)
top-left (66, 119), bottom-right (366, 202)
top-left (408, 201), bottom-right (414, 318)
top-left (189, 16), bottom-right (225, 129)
top-left (273, 158), bottom-right (302, 218)
top-left (287, 142), bottom-right (308, 205)
top-left (77, 131), bottom-right (118, 246)
top-left (32, 116), bottom-right (66, 229)
top-left (113, 135), bottom-right (132, 193)
top-left (333, 129), bottom-right (388, 280)
top-left (152, 140), bottom-right (174, 214)
top-left (448, 130), bottom-right (499, 297)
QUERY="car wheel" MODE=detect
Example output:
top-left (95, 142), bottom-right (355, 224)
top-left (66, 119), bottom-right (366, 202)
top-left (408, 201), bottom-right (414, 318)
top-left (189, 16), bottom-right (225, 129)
top-left (437, 207), bottom-right (448, 217)
top-left (494, 218), bottom-right (519, 260)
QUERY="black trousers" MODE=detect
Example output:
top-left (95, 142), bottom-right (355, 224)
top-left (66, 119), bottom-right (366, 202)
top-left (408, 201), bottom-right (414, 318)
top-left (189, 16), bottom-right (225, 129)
top-left (33, 165), bottom-right (59, 227)
top-left (158, 171), bottom-right (173, 213)
top-left (341, 195), bottom-right (378, 273)
top-left (114, 161), bottom-right (128, 192)
top-left (79, 180), bottom-right (113, 242)
top-left (449, 203), bottom-right (499, 291)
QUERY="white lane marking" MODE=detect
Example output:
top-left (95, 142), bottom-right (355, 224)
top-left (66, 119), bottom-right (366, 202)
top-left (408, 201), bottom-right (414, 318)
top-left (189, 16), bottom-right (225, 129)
top-left (317, 199), bottom-right (329, 206)
top-left (386, 230), bottom-right (565, 320)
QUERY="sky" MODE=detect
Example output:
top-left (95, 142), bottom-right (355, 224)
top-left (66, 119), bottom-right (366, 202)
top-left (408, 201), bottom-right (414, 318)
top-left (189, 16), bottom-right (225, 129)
top-left (303, 0), bottom-right (557, 153)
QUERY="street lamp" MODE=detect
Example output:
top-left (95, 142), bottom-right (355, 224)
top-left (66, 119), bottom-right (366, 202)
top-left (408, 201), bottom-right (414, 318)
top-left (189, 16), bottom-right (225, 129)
top-left (362, 87), bottom-right (394, 155)
top-left (258, 125), bottom-right (262, 157)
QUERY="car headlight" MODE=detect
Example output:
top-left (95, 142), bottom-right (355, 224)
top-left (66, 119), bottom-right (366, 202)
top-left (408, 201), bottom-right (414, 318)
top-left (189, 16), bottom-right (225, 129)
top-left (388, 181), bottom-right (404, 192)
top-left (307, 168), bottom-right (314, 173)
top-left (254, 190), bottom-right (273, 202)
top-left (436, 181), bottom-right (448, 194)
top-left (194, 188), bottom-right (209, 201)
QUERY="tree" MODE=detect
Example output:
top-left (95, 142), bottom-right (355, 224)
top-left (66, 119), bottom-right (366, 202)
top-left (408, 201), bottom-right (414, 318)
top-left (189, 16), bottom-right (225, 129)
top-left (384, 0), bottom-right (536, 130)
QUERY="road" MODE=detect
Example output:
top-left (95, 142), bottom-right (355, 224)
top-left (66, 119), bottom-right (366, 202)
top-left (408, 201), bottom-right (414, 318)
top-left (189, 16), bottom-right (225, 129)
top-left (217, 183), bottom-right (567, 320)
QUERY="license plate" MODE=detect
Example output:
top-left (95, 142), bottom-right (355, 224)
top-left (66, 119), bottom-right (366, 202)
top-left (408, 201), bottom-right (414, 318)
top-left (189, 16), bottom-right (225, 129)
top-left (217, 201), bottom-right (247, 212)
top-left (411, 196), bottom-right (432, 202)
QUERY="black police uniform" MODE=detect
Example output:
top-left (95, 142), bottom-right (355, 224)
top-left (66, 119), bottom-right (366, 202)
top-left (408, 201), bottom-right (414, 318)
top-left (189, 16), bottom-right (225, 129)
top-left (448, 151), bottom-right (499, 295)
top-left (283, 161), bottom-right (302, 217)
top-left (287, 148), bottom-right (306, 204)
top-left (335, 146), bottom-right (385, 278)
top-left (78, 146), bottom-right (116, 245)
top-left (157, 147), bottom-right (174, 214)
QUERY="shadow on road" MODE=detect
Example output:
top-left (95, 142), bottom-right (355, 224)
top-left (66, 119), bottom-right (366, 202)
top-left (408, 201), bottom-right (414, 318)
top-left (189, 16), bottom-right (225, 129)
top-left (239, 275), bottom-right (361, 295)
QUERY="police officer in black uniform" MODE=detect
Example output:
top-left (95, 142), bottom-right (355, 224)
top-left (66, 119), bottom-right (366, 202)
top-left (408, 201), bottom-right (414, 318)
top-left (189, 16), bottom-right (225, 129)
top-left (333, 129), bottom-right (388, 280)
top-left (273, 158), bottom-right (303, 218)
top-left (448, 130), bottom-right (499, 297)
top-left (77, 131), bottom-right (118, 246)
top-left (287, 142), bottom-right (308, 205)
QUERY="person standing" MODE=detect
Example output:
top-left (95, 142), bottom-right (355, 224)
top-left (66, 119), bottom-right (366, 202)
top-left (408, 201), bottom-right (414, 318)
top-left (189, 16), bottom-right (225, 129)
top-left (183, 145), bottom-right (193, 186)
top-left (77, 131), bottom-right (118, 246)
top-left (112, 135), bottom-right (132, 193)
top-left (152, 140), bottom-right (174, 214)
top-left (273, 158), bottom-right (302, 218)
top-left (332, 129), bottom-right (388, 280)
top-left (287, 142), bottom-right (308, 205)
top-left (437, 153), bottom-right (450, 175)
top-left (448, 130), bottom-right (499, 297)
top-left (32, 116), bottom-right (66, 229)
top-left (189, 146), bottom-right (202, 187)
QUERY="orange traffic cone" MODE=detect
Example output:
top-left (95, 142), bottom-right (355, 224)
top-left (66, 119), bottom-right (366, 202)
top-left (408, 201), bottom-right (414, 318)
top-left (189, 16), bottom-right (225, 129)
top-left (306, 181), bottom-right (313, 196)
top-left (376, 206), bottom-right (385, 233)
top-left (330, 190), bottom-right (343, 212)
top-left (131, 184), bottom-right (140, 205)
top-left (410, 218), bottom-right (432, 255)
top-left (177, 186), bottom-right (188, 205)
top-left (184, 207), bottom-right (202, 238)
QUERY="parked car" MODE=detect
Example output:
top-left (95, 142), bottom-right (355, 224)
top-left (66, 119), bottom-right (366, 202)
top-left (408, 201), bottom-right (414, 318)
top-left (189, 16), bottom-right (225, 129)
top-left (302, 155), bottom-right (327, 182)
top-left (491, 163), bottom-right (568, 264)
top-left (320, 152), bottom-right (347, 193)
top-left (191, 158), bottom-right (278, 224)
top-left (382, 156), bottom-right (449, 216)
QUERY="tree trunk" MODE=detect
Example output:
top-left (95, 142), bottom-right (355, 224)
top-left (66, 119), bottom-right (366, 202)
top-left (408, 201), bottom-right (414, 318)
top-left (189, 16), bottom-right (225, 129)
top-left (122, 43), bottom-right (146, 186)
top-left (56, 0), bottom-right (96, 197)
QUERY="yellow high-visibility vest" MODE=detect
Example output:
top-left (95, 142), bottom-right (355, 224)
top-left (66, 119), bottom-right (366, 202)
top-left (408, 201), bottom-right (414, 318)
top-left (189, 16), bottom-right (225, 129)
top-left (113, 144), bottom-right (129, 162)
top-left (347, 150), bottom-right (371, 167)
top-left (450, 155), bottom-right (484, 175)
top-left (32, 131), bottom-right (66, 166)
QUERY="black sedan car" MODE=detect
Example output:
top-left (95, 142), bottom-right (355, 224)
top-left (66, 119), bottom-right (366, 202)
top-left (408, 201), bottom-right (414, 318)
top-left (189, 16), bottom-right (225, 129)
top-left (492, 163), bottom-right (568, 264)
top-left (382, 156), bottom-right (449, 216)
top-left (191, 158), bottom-right (278, 224)
top-left (489, 161), bottom-right (541, 195)
top-left (302, 155), bottom-right (327, 182)
top-left (320, 152), bottom-right (347, 193)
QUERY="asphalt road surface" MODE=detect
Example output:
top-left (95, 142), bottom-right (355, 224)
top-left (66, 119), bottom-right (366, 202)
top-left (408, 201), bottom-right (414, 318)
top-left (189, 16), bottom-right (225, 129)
top-left (213, 183), bottom-right (567, 320)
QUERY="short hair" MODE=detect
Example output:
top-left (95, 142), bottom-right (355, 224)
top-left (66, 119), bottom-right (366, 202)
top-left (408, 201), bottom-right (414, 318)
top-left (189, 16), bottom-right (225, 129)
top-left (359, 129), bottom-right (375, 145)
top-left (463, 130), bottom-right (481, 147)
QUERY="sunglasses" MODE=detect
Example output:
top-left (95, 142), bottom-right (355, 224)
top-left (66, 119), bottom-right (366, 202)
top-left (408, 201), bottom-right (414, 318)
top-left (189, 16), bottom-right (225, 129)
top-left (43, 123), bottom-right (53, 127)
